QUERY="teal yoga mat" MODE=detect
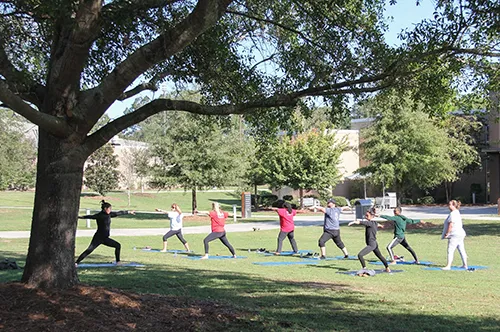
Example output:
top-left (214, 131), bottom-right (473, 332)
top-left (370, 260), bottom-right (433, 266)
top-left (253, 261), bottom-right (319, 266)
top-left (423, 265), bottom-right (487, 271)
top-left (186, 256), bottom-right (246, 260)
top-left (77, 262), bottom-right (145, 268)
top-left (337, 269), bottom-right (404, 276)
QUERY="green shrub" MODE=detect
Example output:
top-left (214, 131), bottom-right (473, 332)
top-left (416, 196), bottom-right (435, 205)
top-left (350, 198), bottom-right (362, 206)
top-left (331, 196), bottom-right (348, 207)
top-left (401, 198), bottom-right (414, 205)
top-left (259, 194), bottom-right (278, 207)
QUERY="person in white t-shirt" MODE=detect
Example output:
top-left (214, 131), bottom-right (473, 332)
top-left (441, 200), bottom-right (467, 270)
top-left (155, 203), bottom-right (190, 252)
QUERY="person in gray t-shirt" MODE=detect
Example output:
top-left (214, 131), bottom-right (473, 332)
top-left (309, 198), bottom-right (350, 259)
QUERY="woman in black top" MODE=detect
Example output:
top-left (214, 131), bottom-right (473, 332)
top-left (75, 200), bottom-right (135, 265)
top-left (348, 210), bottom-right (390, 273)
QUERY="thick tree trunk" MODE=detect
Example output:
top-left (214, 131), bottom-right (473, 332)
top-left (21, 132), bottom-right (85, 289)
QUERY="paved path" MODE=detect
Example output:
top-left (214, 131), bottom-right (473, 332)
top-left (1, 205), bottom-right (499, 239)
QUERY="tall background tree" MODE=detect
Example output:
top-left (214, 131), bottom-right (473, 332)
top-left (149, 112), bottom-right (251, 213)
top-left (265, 128), bottom-right (348, 206)
top-left (0, 109), bottom-right (36, 190)
top-left (359, 91), bottom-right (480, 200)
top-left (0, 0), bottom-right (498, 288)
top-left (84, 143), bottom-right (120, 196)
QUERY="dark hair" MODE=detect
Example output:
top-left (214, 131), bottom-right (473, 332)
top-left (394, 207), bottom-right (402, 214)
top-left (283, 202), bottom-right (293, 214)
top-left (101, 200), bottom-right (111, 210)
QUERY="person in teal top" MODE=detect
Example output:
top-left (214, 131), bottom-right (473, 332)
top-left (379, 207), bottom-right (422, 265)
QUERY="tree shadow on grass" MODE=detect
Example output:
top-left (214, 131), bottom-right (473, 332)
top-left (78, 264), bottom-right (500, 331)
top-left (208, 198), bottom-right (241, 210)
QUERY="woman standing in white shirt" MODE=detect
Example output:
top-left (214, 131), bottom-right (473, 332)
top-left (156, 203), bottom-right (190, 252)
top-left (441, 200), bottom-right (467, 270)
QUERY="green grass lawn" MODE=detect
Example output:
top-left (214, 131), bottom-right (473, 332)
top-left (1, 220), bottom-right (499, 331)
top-left (0, 190), bottom-right (320, 231)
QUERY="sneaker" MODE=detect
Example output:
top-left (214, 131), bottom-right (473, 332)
top-left (319, 255), bottom-right (326, 260)
top-left (344, 254), bottom-right (349, 259)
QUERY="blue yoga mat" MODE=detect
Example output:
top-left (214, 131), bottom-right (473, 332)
top-left (337, 269), bottom-right (404, 276)
top-left (264, 250), bottom-right (314, 256)
top-left (141, 248), bottom-right (189, 253)
top-left (302, 256), bottom-right (338, 261)
top-left (370, 260), bottom-right (433, 266)
top-left (335, 255), bottom-right (358, 260)
top-left (77, 262), bottom-right (145, 268)
top-left (253, 261), bottom-right (320, 266)
top-left (186, 255), bottom-right (247, 260)
top-left (423, 265), bottom-right (487, 271)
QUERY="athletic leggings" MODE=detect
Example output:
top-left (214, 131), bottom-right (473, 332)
top-left (447, 236), bottom-right (467, 266)
top-left (276, 230), bottom-right (298, 253)
top-left (203, 231), bottom-right (235, 255)
top-left (318, 229), bottom-right (345, 249)
top-left (76, 234), bottom-right (121, 264)
top-left (387, 237), bottom-right (418, 261)
top-left (163, 229), bottom-right (187, 244)
top-left (357, 241), bottom-right (388, 268)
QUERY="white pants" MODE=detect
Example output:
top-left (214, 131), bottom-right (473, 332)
top-left (447, 236), bottom-right (467, 267)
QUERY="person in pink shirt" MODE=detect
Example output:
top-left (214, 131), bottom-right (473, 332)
top-left (271, 201), bottom-right (298, 255)
top-left (198, 202), bottom-right (236, 259)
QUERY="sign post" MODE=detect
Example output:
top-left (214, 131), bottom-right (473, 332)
top-left (241, 192), bottom-right (252, 218)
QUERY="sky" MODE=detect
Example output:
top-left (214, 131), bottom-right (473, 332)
top-left (106, 0), bottom-right (435, 119)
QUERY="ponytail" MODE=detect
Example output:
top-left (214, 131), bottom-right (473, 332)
top-left (101, 200), bottom-right (111, 210)
top-left (172, 203), bottom-right (182, 214)
top-left (283, 202), bottom-right (292, 214)
top-left (212, 202), bottom-right (221, 214)
top-left (450, 200), bottom-right (461, 210)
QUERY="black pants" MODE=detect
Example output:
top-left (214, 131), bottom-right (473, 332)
top-left (387, 237), bottom-right (418, 261)
top-left (203, 231), bottom-right (235, 255)
top-left (76, 234), bottom-right (121, 264)
top-left (318, 229), bottom-right (345, 249)
top-left (358, 241), bottom-right (388, 268)
top-left (163, 229), bottom-right (187, 244)
top-left (276, 230), bottom-right (298, 253)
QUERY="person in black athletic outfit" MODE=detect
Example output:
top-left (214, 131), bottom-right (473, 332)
top-left (348, 210), bottom-right (391, 273)
top-left (75, 200), bottom-right (135, 265)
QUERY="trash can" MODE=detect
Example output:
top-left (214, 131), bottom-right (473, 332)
top-left (354, 199), bottom-right (373, 220)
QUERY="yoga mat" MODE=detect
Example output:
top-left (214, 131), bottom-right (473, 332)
top-left (337, 269), bottom-right (404, 276)
top-left (141, 248), bottom-right (189, 253)
top-left (302, 256), bottom-right (338, 261)
top-left (335, 255), bottom-right (358, 260)
top-left (253, 261), bottom-right (320, 266)
top-left (77, 262), bottom-right (145, 268)
top-left (423, 265), bottom-right (487, 271)
top-left (186, 256), bottom-right (247, 260)
top-left (264, 250), bottom-right (314, 256)
top-left (370, 260), bottom-right (433, 266)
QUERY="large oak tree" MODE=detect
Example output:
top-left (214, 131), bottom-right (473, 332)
top-left (0, 0), bottom-right (498, 288)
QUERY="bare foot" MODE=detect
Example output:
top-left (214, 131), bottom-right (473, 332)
top-left (200, 255), bottom-right (209, 260)
top-left (115, 261), bottom-right (123, 266)
top-left (160, 249), bottom-right (167, 252)
top-left (232, 255), bottom-right (237, 259)
top-left (389, 261), bottom-right (397, 265)
top-left (274, 252), bottom-right (280, 256)
top-left (442, 266), bottom-right (451, 270)
top-left (385, 267), bottom-right (391, 273)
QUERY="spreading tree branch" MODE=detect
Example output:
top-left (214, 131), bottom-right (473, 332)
top-left (84, 0), bottom-right (233, 124)
top-left (0, 37), bottom-right (45, 107)
top-left (0, 80), bottom-right (72, 137)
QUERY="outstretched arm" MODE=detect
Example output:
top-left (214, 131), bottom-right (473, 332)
top-left (348, 220), bottom-right (360, 226)
top-left (78, 213), bottom-right (98, 219)
top-left (110, 210), bottom-right (135, 217)
top-left (400, 215), bottom-right (421, 224)
top-left (155, 208), bottom-right (169, 214)
top-left (308, 206), bottom-right (326, 213)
